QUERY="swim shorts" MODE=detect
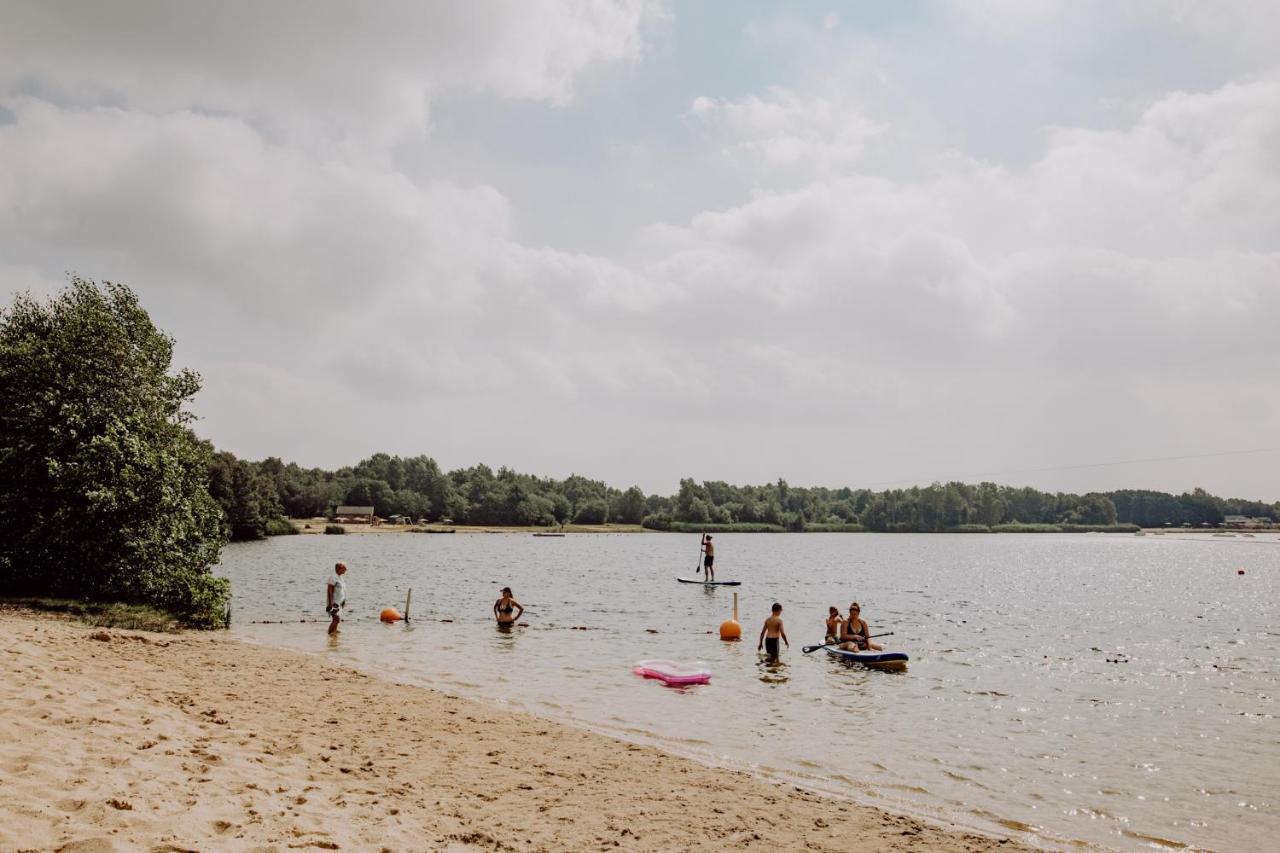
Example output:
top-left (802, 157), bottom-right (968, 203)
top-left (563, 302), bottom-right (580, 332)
top-left (764, 637), bottom-right (780, 657)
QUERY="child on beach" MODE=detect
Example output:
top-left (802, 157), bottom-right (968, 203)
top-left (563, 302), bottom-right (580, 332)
top-left (758, 603), bottom-right (789, 660)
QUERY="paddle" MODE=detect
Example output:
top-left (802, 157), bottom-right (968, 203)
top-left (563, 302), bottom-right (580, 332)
top-left (802, 632), bottom-right (893, 654)
top-left (696, 532), bottom-right (707, 574)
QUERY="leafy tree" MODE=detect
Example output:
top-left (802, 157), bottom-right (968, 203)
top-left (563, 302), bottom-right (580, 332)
top-left (343, 478), bottom-right (393, 516)
top-left (1065, 493), bottom-right (1118, 525)
top-left (573, 497), bottom-right (609, 524)
top-left (613, 486), bottom-right (647, 525)
top-left (0, 279), bottom-right (228, 626)
top-left (1179, 487), bottom-right (1224, 526)
top-left (207, 449), bottom-right (284, 540)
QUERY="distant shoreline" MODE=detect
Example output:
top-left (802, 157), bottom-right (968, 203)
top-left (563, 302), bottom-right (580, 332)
top-left (287, 519), bottom-right (1190, 535)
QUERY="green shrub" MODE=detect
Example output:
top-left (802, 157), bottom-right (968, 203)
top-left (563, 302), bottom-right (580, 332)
top-left (992, 522), bottom-right (1062, 533)
top-left (641, 513), bottom-right (672, 531)
top-left (264, 517), bottom-right (299, 536)
top-left (0, 279), bottom-right (229, 628)
top-left (664, 521), bottom-right (787, 533)
top-left (324, 524), bottom-right (346, 535)
top-left (1, 597), bottom-right (182, 632)
top-left (946, 524), bottom-right (992, 533)
top-left (804, 522), bottom-right (867, 532)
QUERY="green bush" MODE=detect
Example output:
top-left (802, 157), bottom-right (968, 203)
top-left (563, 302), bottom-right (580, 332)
top-left (324, 524), bottom-right (346, 535)
top-left (664, 521), bottom-right (788, 533)
top-left (1, 597), bottom-right (183, 632)
top-left (1060, 523), bottom-right (1140, 533)
top-left (946, 524), bottom-right (992, 533)
top-left (0, 279), bottom-right (229, 628)
top-left (804, 522), bottom-right (867, 532)
top-left (992, 522), bottom-right (1062, 533)
top-left (264, 517), bottom-right (299, 536)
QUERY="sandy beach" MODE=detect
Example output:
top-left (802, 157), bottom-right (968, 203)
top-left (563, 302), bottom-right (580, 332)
top-left (0, 610), bottom-right (1033, 852)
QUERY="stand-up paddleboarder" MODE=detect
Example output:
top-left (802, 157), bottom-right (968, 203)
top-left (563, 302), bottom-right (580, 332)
top-left (701, 534), bottom-right (715, 581)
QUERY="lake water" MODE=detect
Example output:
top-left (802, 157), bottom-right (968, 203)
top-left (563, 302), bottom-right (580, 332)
top-left (218, 531), bottom-right (1278, 851)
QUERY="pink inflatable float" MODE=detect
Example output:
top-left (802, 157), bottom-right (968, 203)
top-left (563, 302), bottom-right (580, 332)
top-left (632, 659), bottom-right (712, 686)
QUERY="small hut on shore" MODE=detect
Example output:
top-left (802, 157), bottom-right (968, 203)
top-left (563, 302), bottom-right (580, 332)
top-left (334, 505), bottom-right (376, 524)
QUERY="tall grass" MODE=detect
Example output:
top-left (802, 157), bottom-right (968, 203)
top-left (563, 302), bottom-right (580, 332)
top-left (264, 517), bottom-right (298, 536)
top-left (1, 597), bottom-right (182, 631)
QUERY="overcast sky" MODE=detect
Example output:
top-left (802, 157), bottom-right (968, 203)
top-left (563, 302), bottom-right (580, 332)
top-left (2, 1), bottom-right (1278, 499)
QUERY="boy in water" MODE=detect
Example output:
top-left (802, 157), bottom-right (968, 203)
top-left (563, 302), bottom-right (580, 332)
top-left (758, 602), bottom-right (789, 660)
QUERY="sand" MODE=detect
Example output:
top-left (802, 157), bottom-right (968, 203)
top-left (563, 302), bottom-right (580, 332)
top-left (0, 611), bottom-right (1031, 852)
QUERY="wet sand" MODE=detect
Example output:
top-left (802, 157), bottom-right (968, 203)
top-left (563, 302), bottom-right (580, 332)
top-left (1, 610), bottom-right (1032, 851)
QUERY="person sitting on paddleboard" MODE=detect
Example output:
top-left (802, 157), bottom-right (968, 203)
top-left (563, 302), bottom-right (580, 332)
top-left (839, 602), bottom-right (882, 652)
top-left (493, 587), bottom-right (524, 626)
top-left (701, 534), bottom-right (715, 581)
top-left (824, 606), bottom-right (843, 645)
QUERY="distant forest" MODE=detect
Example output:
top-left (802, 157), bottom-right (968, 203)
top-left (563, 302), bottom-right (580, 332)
top-left (206, 450), bottom-right (1279, 541)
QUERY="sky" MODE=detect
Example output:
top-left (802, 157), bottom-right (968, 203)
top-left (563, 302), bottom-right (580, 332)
top-left (1, 1), bottom-right (1278, 500)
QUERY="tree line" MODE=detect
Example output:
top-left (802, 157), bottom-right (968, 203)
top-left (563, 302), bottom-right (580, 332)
top-left (210, 452), bottom-right (1279, 537)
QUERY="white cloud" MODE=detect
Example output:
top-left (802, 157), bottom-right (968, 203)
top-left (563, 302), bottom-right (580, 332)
top-left (0, 1), bottom-right (660, 154)
top-left (689, 86), bottom-right (886, 178)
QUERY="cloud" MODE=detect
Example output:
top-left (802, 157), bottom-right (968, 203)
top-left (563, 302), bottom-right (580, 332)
top-left (0, 4), bottom-right (1276, 497)
top-left (642, 74), bottom-right (1280, 482)
top-left (689, 86), bottom-right (886, 178)
top-left (0, 1), bottom-right (660, 153)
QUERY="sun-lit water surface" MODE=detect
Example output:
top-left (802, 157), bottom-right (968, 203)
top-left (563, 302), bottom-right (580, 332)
top-left (218, 532), bottom-right (1278, 850)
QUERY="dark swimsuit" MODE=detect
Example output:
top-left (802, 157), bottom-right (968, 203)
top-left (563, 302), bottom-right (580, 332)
top-left (842, 619), bottom-right (868, 649)
top-left (497, 600), bottom-right (515, 622)
top-left (764, 636), bottom-right (780, 657)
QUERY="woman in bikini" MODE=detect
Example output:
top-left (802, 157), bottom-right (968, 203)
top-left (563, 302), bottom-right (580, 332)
top-left (493, 587), bottom-right (524, 626)
top-left (839, 602), bottom-right (883, 651)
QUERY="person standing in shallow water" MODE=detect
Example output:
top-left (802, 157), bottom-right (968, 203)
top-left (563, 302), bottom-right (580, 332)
top-left (493, 587), bottom-right (524, 626)
top-left (702, 534), bottom-right (715, 581)
top-left (326, 561), bottom-right (348, 635)
top-left (758, 602), bottom-right (789, 660)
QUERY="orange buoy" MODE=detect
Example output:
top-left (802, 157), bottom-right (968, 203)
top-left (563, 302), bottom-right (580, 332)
top-left (719, 590), bottom-right (741, 640)
top-left (380, 607), bottom-right (403, 622)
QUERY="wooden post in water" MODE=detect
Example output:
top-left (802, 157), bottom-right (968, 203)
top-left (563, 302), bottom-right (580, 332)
top-left (733, 591), bottom-right (738, 622)
top-left (404, 588), bottom-right (412, 622)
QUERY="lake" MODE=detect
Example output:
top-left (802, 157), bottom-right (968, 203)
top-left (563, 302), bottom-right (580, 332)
top-left (218, 531), bottom-right (1278, 850)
